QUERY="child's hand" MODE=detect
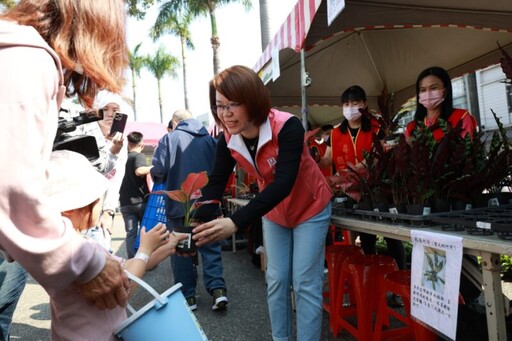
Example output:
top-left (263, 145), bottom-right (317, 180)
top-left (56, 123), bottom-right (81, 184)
top-left (138, 223), bottom-right (170, 255)
top-left (154, 233), bottom-right (189, 257)
top-left (167, 233), bottom-right (189, 256)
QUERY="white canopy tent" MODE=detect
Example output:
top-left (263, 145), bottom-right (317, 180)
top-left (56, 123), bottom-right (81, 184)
top-left (253, 0), bottom-right (512, 127)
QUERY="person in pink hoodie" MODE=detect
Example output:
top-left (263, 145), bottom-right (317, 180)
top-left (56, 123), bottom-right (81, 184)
top-left (0, 0), bottom-right (129, 338)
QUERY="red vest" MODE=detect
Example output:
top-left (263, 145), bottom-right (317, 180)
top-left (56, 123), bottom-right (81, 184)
top-left (224, 110), bottom-right (332, 228)
top-left (331, 120), bottom-right (380, 173)
top-left (405, 108), bottom-right (477, 141)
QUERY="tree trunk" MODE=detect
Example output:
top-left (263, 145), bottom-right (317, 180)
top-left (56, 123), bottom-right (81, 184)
top-left (157, 79), bottom-right (163, 123)
top-left (181, 36), bottom-right (189, 110)
top-left (208, 7), bottom-right (221, 75)
top-left (131, 68), bottom-right (138, 121)
top-left (259, 0), bottom-right (272, 51)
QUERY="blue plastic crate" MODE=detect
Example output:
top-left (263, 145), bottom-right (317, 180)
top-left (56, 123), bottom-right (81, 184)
top-left (135, 182), bottom-right (167, 249)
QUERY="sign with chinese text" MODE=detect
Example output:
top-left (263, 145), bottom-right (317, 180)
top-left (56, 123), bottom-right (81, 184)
top-left (410, 230), bottom-right (463, 340)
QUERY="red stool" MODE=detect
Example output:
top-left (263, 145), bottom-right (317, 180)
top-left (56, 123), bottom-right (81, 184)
top-left (329, 224), bottom-right (352, 245)
top-left (323, 245), bottom-right (364, 334)
top-left (334, 254), bottom-right (399, 340)
top-left (373, 270), bottom-right (438, 341)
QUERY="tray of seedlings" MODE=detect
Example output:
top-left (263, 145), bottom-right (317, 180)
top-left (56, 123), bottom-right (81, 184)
top-left (352, 207), bottom-right (433, 227)
top-left (430, 205), bottom-right (512, 238)
top-left (331, 197), bottom-right (357, 216)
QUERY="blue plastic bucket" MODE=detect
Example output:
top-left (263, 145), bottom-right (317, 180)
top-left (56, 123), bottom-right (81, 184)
top-left (115, 273), bottom-right (208, 341)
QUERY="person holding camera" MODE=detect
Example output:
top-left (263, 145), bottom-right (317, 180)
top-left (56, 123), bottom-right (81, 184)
top-left (72, 91), bottom-right (130, 246)
top-left (0, 0), bottom-right (130, 339)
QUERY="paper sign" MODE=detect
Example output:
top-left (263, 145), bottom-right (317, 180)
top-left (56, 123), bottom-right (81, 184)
top-left (327, 0), bottom-right (345, 27)
top-left (272, 49), bottom-right (280, 81)
top-left (410, 230), bottom-right (463, 340)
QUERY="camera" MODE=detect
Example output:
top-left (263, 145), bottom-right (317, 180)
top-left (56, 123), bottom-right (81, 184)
top-left (53, 109), bottom-right (104, 162)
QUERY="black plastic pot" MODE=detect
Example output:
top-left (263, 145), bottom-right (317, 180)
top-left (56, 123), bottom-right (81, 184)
top-left (173, 226), bottom-right (196, 253)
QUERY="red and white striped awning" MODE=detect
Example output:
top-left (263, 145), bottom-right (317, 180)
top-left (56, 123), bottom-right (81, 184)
top-left (253, 0), bottom-right (512, 126)
top-left (253, 0), bottom-right (322, 73)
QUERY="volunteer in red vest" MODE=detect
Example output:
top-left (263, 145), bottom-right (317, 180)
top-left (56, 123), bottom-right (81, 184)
top-left (193, 65), bottom-right (332, 341)
top-left (320, 85), bottom-right (406, 272)
top-left (404, 66), bottom-right (477, 143)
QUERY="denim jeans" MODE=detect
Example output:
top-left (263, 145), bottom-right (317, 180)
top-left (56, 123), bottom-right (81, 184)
top-left (0, 258), bottom-right (28, 341)
top-left (120, 202), bottom-right (146, 258)
top-left (263, 203), bottom-right (331, 341)
top-left (166, 218), bottom-right (226, 299)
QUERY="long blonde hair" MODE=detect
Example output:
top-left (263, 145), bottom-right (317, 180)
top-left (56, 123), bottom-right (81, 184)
top-left (1, 0), bottom-right (128, 107)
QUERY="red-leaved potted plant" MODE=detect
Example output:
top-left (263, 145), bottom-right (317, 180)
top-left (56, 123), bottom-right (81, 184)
top-left (152, 171), bottom-right (219, 252)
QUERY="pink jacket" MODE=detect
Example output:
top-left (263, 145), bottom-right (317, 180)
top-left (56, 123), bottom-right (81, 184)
top-left (0, 20), bottom-right (105, 289)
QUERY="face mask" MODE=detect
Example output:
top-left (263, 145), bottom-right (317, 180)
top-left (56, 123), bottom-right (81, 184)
top-left (343, 106), bottom-right (362, 121)
top-left (419, 90), bottom-right (445, 109)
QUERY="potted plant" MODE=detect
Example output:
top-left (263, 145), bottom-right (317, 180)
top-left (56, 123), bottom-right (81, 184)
top-left (152, 171), bottom-right (220, 252)
top-left (444, 110), bottom-right (512, 209)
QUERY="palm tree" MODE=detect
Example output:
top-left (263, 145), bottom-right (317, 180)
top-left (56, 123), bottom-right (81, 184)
top-left (128, 43), bottom-right (145, 121)
top-left (151, 5), bottom-right (194, 109)
top-left (143, 45), bottom-right (180, 123)
top-left (160, 0), bottom-right (251, 75)
top-left (126, 0), bottom-right (154, 19)
top-left (0, 0), bottom-right (15, 11)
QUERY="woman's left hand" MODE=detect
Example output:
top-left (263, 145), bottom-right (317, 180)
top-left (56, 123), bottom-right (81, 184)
top-left (192, 218), bottom-right (237, 247)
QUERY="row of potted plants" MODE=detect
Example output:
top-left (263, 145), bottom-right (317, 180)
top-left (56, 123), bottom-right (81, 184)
top-left (341, 109), bottom-right (512, 216)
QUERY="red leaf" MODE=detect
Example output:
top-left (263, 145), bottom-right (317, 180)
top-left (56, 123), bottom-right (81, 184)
top-left (153, 189), bottom-right (188, 203)
top-left (181, 171), bottom-right (209, 197)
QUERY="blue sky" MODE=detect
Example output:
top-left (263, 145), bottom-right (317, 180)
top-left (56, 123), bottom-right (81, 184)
top-left (124, 0), bottom-right (297, 124)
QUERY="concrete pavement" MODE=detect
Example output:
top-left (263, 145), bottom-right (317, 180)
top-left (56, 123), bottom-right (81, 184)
top-left (9, 214), bottom-right (338, 340)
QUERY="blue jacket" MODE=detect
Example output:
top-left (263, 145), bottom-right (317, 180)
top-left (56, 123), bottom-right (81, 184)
top-left (151, 119), bottom-right (217, 219)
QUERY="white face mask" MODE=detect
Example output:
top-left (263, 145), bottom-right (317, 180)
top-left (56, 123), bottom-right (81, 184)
top-left (419, 90), bottom-right (445, 109)
top-left (343, 106), bottom-right (362, 121)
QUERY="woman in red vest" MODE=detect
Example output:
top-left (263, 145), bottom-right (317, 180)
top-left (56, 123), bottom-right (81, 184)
top-left (193, 65), bottom-right (332, 341)
top-left (321, 86), bottom-right (406, 272)
top-left (404, 66), bottom-right (477, 142)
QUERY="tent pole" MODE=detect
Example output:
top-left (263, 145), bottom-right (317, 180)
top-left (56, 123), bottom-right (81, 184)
top-left (300, 49), bottom-right (311, 130)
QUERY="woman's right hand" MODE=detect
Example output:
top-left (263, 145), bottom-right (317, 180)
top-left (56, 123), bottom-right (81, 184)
top-left (192, 218), bottom-right (237, 247)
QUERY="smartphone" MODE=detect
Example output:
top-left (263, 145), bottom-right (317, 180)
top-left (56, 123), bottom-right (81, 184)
top-left (109, 113), bottom-right (128, 136)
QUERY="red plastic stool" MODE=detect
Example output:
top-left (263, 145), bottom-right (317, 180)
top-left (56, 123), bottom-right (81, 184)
top-left (329, 224), bottom-right (352, 245)
top-left (373, 270), bottom-right (438, 341)
top-left (334, 254), bottom-right (399, 340)
top-left (323, 245), bottom-right (364, 334)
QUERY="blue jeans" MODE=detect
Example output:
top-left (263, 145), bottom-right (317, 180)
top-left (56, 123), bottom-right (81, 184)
top-left (120, 203), bottom-right (147, 259)
top-left (263, 203), bottom-right (331, 341)
top-left (166, 218), bottom-right (226, 299)
top-left (0, 258), bottom-right (28, 341)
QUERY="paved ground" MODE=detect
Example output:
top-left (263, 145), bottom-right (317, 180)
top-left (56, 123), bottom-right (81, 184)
top-left (9, 214), bottom-right (512, 340)
top-left (9, 215), bottom-right (337, 341)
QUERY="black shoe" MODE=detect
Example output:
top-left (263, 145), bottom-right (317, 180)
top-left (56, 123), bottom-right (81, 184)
top-left (211, 288), bottom-right (228, 311)
top-left (186, 296), bottom-right (197, 311)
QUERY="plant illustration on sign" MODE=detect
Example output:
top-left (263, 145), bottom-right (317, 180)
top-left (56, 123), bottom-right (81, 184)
top-left (422, 247), bottom-right (446, 293)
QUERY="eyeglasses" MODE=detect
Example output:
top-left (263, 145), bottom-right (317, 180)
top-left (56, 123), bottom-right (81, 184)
top-left (211, 102), bottom-right (241, 113)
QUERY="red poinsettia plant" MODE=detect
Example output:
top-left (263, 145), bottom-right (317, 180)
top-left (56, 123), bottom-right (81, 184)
top-left (152, 171), bottom-right (220, 226)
